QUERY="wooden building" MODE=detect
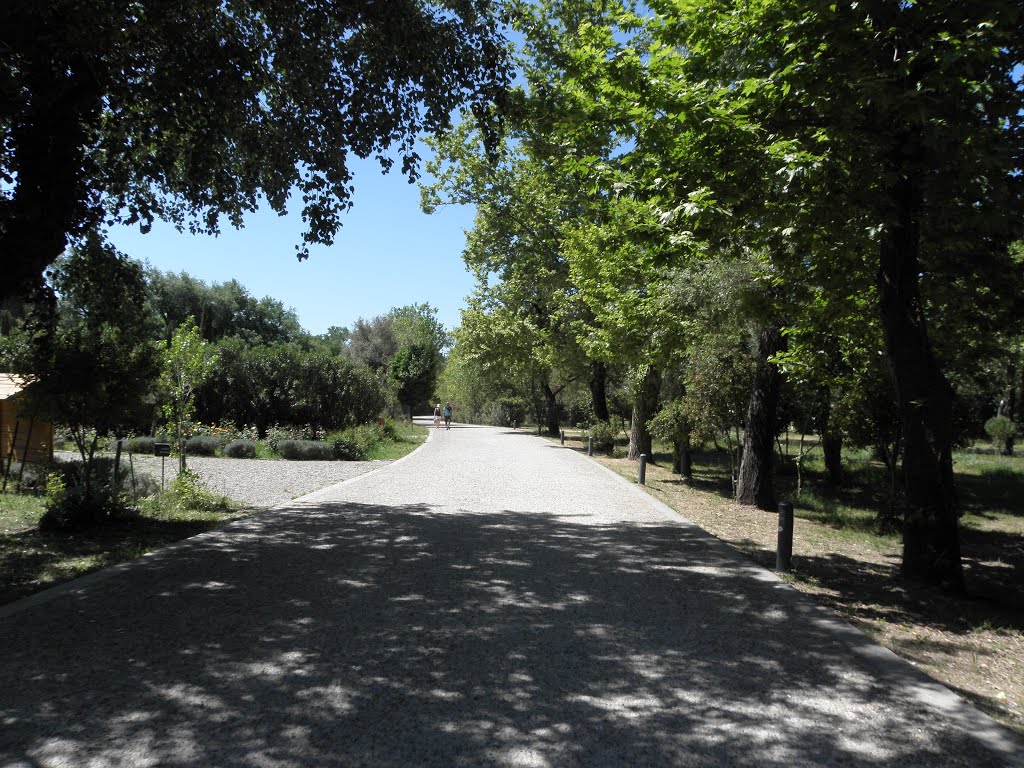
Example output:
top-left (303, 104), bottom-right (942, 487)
top-left (0, 374), bottom-right (53, 465)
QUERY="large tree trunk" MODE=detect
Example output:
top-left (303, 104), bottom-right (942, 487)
top-left (673, 431), bottom-right (693, 481)
top-left (0, 37), bottom-right (103, 303)
top-left (822, 433), bottom-right (843, 487)
top-left (878, 138), bottom-right (964, 592)
top-left (627, 365), bottom-right (661, 460)
top-left (589, 361), bottom-right (610, 422)
top-left (736, 325), bottom-right (786, 510)
top-left (541, 381), bottom-right (560, 437)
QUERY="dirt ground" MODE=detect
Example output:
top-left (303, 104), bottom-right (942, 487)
top-left (592, 454), bottom-right (1024, 736)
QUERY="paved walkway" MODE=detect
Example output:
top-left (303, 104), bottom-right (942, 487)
top-left (1, 425), bottom-right (1021, 767)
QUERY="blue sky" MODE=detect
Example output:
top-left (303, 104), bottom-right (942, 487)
top-left (108, 155), bottom-right (478, 336)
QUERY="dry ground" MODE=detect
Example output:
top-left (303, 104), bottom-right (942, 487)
top-left (585, 451), bottom-right (1024, 736)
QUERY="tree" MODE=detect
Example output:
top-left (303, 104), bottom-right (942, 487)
top-left (345, 316), bottom-right (400, 374)
top-left (146, 270), bottom-right (304, 344)
top-left (162, 318), bottom-right (218, 470)
top-left (1, 0), bottom-right (511, 303)
top-left (343, 304), bottom-right (448, 414)
top-left (4, 234), bottom-right (161, 525)
top-left (389, 344), bottom-right (440, 415)
top-left (553, 0), bottom-right (1023, 589)
top-left (663, 0), bottom-right (1023, 590)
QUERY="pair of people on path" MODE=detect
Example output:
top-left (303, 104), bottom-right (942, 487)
top-left (433, 402), bottom-right (453, 430)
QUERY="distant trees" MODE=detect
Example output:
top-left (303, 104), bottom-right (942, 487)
top-left (344, 304), bottom-right (449, 415)
top-left (0, 236), bottom-right (446, 449)
top-left (146, 271), bottom-right (305, 345)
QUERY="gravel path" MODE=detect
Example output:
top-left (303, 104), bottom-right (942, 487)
top-left (5, 426), bottom-right (1023, 767)
top-left (121, 454), bottom-right (390, 508)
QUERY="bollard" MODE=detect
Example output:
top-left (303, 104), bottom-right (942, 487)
top-left (638, 454), bottom-right (647, 485)
top-left (588, 436), bottom-right (593, 456)
top-left (776, 501), bottom-right (794, 572)
top-left (512, 420), bottom-right (516, 430)
top-left (560, 429), bottom-right (565, 445)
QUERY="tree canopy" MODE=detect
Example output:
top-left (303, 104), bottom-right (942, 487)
top-left (0, 0), bottom-right (511, 302)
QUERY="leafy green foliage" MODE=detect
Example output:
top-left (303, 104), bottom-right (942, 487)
top-left (984, 416), bottom-right (1018, 448)
top-left (39, 458), bottom-right (134, 531)
top-left (224, 440), bottom-right (258, 459)
top-left (170, 468), bottom-right (227, 512)
top-left (277, 440), bottom-right (335, 461)
top-left (185, 435), bottom-right (221, 456)
top-left (1, 0), bottom-right (512, 301)
top-left (587, 420), bottom-right (618, 454)
top-left (146, 270), bottom-right (304, 344)
top-left (161, 319), bottom-right (218, 469)
top-left (327, 421), bottom-right (403, 461)
top-left (4, 235), bottom-right (161, 526)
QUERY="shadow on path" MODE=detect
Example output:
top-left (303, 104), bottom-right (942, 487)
top-left (0, 502), bottom-right (1010, 767)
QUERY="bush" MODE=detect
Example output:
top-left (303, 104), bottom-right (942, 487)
top-left (39, 461), bottom-right (132, 530)
top-left (172, 468), bottom-right (228, 511)
top-left (984, 415), bottom-right (1017, 445)
top-left (278, 439), bottom-right (335, 461)
top-left (267, 425), bottom-right (303, 453)
top-left (128, 472), bottom-right (161, 498)
top-left (224, 439), bottom-right (258, 459)
top-left (186, 435), bottom-right (222, 456)
top-left (326, 423), bottom-right (394, 461)
top-left (588, 421), bottom-right (617, 454)
top-left (329, 432), bottom-right (366, 461)
top-left (128, 436), bottom-right (155, 454)
top-left (374, 417), bottom-right (402, 443)
top-left (127, 435), bottom-right (172, 455)
top-left (4, 461), bottom-right (46, 492)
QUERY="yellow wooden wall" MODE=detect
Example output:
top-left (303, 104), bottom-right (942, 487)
top-left (0, 398), bottom-right (53, 465)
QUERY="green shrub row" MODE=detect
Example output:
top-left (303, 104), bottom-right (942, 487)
top-left (224, 439), bottom-right (257, 459)
top-left (278, 440), bottom-right (335, 461)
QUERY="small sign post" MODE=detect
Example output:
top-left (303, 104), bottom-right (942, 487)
top-left (154, 442), bottom-right (171, 491)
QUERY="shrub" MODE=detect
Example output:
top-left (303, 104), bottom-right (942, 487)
top-left (326, 424), bottom-right (391, 461)
top-left (128, 472), bottom-right (161, 498)
top-left (127, 435), bottom-right (172, 455)
top-left (186, 435), bottom-right (222, 456)
top-left (328, 429), bottom-right (368, 460)
top-left (588, 420), bottom-right (617, 454)
top-left (5, 461), bottom-right (46, 492)
top-left (128, 436), bottom-right (155, 454)
top-left (172, 468), bottom-right (227, 511)
top-left (39, 461), bottom-right (132, 530)
top-left (984, 415), bottom-right (1017, 446)
top-left (373, 417), bottom-right (402, 443)
top-left (278, 439), bottom-right (334, 461)
top-left (224, 439), bottom-right (258, 459)
top-left (267, 424), bottom-right (303, 453)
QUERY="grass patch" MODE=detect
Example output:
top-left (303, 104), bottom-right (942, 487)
top-left (0, 492), bottom-right (45, 535)
top-left (364, 424), bottom-right (429, 460)
top-left (0, 489), bottom-right (251, 607)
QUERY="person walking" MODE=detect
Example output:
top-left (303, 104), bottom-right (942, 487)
top-left (433, 403), bottom-right (442, 429)
top-left (443, 402), bottom-right (453, 430)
